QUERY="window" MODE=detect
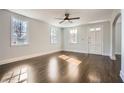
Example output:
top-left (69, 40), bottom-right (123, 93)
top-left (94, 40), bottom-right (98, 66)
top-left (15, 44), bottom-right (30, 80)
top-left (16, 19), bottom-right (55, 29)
top-left (50, 27), bottom-right (57, 44)
top-left (90, 28), bottom-right (95, 31)
top-left (11, 17), bottom-right (28, 46)
top-left (90, 27), bottom-right (101, 32)
top-left (70, 28), bottom-right (78, 44)
top-left (96, 27), bottom-right (101, 31)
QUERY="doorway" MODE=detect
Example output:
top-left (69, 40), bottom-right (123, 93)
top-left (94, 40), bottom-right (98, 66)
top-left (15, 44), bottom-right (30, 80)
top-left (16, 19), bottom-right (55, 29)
top-left (88, 25), bottom-right (103, 55)
top-left (112, 13), bottom-right (121, 61)
top-left (115, 15), bottom-right (121, 58)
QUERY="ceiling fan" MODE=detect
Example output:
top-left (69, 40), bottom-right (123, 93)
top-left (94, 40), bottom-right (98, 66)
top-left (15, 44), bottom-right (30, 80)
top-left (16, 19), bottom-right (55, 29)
top-left (56, 13), bottom-right (80, 24)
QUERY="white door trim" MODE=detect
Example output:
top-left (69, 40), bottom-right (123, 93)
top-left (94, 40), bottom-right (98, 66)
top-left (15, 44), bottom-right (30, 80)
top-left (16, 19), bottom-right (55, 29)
top-left (88, 25), bottom-right (103, 55)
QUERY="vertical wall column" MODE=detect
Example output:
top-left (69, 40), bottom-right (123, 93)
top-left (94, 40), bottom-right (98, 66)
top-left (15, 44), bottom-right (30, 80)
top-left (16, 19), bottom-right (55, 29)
top-left (120, 10), bottom-right (124, 82)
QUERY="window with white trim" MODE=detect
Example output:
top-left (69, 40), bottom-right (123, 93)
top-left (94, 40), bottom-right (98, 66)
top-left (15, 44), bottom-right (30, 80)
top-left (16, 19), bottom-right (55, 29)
top-left (95, 27), bottom-right (101, 31)
top-left (90, 27), bottom-right (101, 31)
top-left (70, 28), bottom-right (78, 44)
top-left (50, 27), bottom-right (57, 44)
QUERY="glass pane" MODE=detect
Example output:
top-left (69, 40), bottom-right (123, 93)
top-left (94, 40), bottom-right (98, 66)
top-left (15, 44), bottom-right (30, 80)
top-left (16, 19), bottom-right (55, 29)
top-left (90, 28), bottom-right (95, 31)
top-left (50, 27), bottom-right (57, 44)
top-left (96, 27), bottom-right (101, 31)
top-left (70, 28), bottom-right (77, 43)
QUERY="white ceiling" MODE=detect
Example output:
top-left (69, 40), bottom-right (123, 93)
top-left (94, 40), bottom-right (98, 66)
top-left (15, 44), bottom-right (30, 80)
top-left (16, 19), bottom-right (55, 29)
top-left (9, 9), bottom-right (114, 27)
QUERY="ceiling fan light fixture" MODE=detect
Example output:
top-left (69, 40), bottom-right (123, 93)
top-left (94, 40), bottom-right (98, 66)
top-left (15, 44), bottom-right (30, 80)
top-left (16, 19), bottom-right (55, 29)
top-left (56, 13), bottom-right (80, 24)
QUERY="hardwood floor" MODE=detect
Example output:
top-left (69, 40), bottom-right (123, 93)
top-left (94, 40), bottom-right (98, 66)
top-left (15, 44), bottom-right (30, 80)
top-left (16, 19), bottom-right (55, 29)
top-left (0, 51), bottom-right (122, 83)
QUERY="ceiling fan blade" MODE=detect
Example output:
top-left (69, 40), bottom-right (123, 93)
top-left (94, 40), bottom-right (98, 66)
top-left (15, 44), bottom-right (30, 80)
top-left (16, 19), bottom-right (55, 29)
top-left (59, 20), bottom-right (65, 24)
top-left (69, 17), bottom-right (80, 20)
top-left (55, 18), bottom-right (64, 20)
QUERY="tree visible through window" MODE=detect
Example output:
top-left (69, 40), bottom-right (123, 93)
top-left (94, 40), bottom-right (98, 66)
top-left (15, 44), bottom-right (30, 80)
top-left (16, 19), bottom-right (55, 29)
top-left (50, 27), bottom-right (57, 44)
top-left (11, 17), bottom-right (28, 46)
top-left (70, 28), bottom-right (78, 44)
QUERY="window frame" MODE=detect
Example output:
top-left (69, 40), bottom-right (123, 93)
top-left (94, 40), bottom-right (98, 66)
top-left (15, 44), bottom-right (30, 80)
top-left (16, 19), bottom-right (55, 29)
top-left (70, 28), bottom-right (78, 44)
top-left (11, 16), bottom-right (29, 46)
top-left (50, 27), bottom-right (57, 44)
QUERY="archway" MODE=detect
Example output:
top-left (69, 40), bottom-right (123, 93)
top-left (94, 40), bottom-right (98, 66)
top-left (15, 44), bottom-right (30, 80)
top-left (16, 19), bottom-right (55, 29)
top-left (112, 13), bottom-right (121, 60)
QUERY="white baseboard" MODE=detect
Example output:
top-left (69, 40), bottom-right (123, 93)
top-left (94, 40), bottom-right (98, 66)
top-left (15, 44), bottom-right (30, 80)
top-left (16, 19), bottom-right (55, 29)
top-left (120, 70), bottom-right (124, 82)
top-left (109, 54), bottom-right (116, 60)
top-left (63, 49), bottom-right (88, 54)
top-left (0, 49), bottom-right (62, 65)
top-left (63, 49), bottom-right (110, 56)
top-left (102, 53), bottom-right (110, 56)
top-left (115, 52), bottom-right (121, 55)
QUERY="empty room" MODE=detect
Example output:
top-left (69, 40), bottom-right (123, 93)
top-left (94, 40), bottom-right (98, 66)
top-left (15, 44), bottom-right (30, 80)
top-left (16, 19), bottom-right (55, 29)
top-left (0, 9), bottom-right (123, 83)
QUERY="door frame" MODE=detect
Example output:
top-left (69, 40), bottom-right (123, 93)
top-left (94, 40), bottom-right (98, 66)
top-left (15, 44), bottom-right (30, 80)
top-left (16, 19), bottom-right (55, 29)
top-left (87, 25), bottom-right (103, 55)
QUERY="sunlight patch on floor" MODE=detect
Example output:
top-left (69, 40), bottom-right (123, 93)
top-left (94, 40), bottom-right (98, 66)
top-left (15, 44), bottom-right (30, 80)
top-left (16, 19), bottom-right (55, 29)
top-left (66, 58), bottom-right (81, 65)
top-left (0, 66), bottom-right (29, 83)
top-left (58, 55), bottom-right (70, 60)
top-left (58, 55), bottom-right (82, 65)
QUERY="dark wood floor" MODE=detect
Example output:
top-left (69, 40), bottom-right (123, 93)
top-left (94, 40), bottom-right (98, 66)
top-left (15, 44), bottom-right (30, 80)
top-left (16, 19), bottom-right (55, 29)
top-left (0, 51), bottom-right (122, 83)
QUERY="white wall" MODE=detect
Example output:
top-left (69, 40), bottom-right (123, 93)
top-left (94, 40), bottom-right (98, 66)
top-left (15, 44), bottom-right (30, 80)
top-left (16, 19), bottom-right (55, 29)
top-left (115, 22), bottom-right (121, 55)
top-left (120, 10), bottom-right (124, 82)
top-left (0, 10), bottom-right (62, 65)
top-left (62, 21), bottom-right (111, 56)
